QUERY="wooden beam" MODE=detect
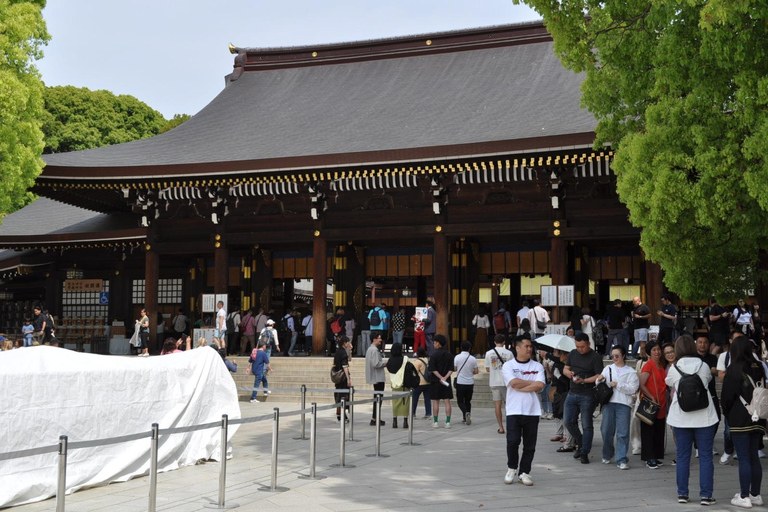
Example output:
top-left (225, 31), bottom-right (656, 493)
top-left (214, 243), bottom-right (229, 295)
top-left (312, 236), bottom-right (328, 354)
top-left (145, 249), bottom-right (159, 351)
top-left (433, 232), bottom-right (450, 341)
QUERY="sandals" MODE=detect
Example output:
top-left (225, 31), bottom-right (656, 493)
top-left (498, 429), bottom-right (505, 434)
top-left (557, 446), bottom-right (575, 453)
top-left (551, 436), bottom-right (562, 442)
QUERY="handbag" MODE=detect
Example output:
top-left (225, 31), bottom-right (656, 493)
top-left (594, 367), bottom-right (614, 405)
top-left (534, 309), bottom-right (547, 331)
top-left (330, 366), bottom-right (346, 385)
top-left (417, 357), bottom-right (434, 383)
top-left (635, 366), bottom-right (662, 425)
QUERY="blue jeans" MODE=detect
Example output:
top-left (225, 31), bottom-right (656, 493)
top-left (732, 431), bottom-right (763, 498)
top-left (288, 331), bottom-right (298, 353)
top-left (724, 417), bottom-right (735, 455)
top-left (250, 373), bottom-right (267, 400)
top-left (540, 383), bottom-right (553, 414)
top-left (600, 402), bottom-right (631, 464)
top-left (673, 423), bottom-right (717, 498)
top-left (564, 392), bottom-right (598, 454)
top-left (412, 384), bottom-right (432, 416)
top-left (392, 330), bottom-right (404, 345)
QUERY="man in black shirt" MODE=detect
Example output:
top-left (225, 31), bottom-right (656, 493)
top-left (32, 305), bottom-right (47, 344)
top-left (563, 333), bottom-right (604, 464)
top-left (632, 296), bottom-right (651, 358)
top-left (696, 334), bottom-right (721, 428)
top-left (656, 294), bottom-right (677, 345)
top-left (605, 299), bottom-right (626, 357)
top-left (429, 334), bottom-right (455, 429)
top-left (707, 297), bottom-right (731, 355)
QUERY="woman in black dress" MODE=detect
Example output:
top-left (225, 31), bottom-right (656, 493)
top-left (333, 335), bottom-right (352, 422)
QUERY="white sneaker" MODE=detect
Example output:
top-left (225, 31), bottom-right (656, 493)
top-left (732, 493), bottom-right (753, 509)
top-left (759, 450), bottom-right (766, 458)
top-left (518, 472), bottom-right (533, 486)
top-left (720, 452), bottom-right (732, 465)
top-left (265, 390), bottom-right (271, 395)
top-left (618, 462), bottom-right (629, 470)
top-left (695, 449), bottom-right (699, 458)
top-left (750, 495), bottom-right (764, 506)
top-left (466, 413), bottom-right (472, 426)
top-left (249, 398), bottom-right (258, 403)
top-left (601, 459), bottom-right (611, 464)
top-left (445, 422), bottom-right (451, 429)
top-left (504, 468), bottom-right (517, 484)
top-left (632, 448), bottom-right (641, 455)
top-left (432, 422), bottom-right (440, 429)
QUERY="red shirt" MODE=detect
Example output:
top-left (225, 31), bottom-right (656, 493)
top-left (642, 360), bottom-right (668, 418)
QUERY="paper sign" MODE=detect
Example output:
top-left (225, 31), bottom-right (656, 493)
top-left (558, 286), bottom-right (575, 307)
top-left (202, 294), bottom-right (216, 313)
top-left (541, 285), bottom-right (558, 307)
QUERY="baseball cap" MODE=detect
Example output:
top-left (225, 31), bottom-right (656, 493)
top-left (266, 319), bottom-right (275, 325)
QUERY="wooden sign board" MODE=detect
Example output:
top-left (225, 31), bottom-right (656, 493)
top-left (540, 285), bottom-right (558, 307)
top-left (64, 279), bottom-right (103, 292)
top-left (202, 294), bottom-right (216, 313)
top-left (558, 285), bottom-right (575, 307)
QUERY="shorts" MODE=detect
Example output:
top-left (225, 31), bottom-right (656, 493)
top-left (710, 331), bottom-right (728, 346)
top-left (430, 379), bottom-right (454, 400)
top-left (634, 328), bottom-right (648, 342)
top-left (214, 329), bottom-right (226, 339)
top-left (139, 330), bottom-right (149, 347)
top-left (491, 385), bottom-right (507, 402)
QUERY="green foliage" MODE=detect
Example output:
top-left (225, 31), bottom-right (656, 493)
top-left (517, 0), bottom-right (768, 300)
top-left (160, 113), bottom-right (191, 134)
top-left (42, 86), bottom-right (168, 153)
top-left (0, 0), bottom-right (49, 219)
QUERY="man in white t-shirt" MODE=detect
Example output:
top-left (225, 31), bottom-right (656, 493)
top-left (502, 334), bottom-right (546, 486)
top-left (527, 300), bottom-right (550, 339)
top-left (485, 333), bottom-right (514, 434)
top-left (214, 301), bottom-right (227, 349)
top-left (453, 340), bottom-right (479, 425)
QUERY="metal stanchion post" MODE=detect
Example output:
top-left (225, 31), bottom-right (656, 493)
top-left (204, 415), bottom-right (238, 509)
top-left (330, 398), bottom-right (355, 468)
top-left (148, 423), bottom-right (159, 512)
top-left (401, 389), bottom-right (421, 446)
top-left (367, 395), bottom-right (390, 458)
top-left (56, 435), bottom-right (67, 512)
top-left (294, 384), bottom-right (308, 440)
top-left (299, 403), bottom-right (326, 480)
top-left (348, 386), bottom-right (359, 442)
top-left (259, 408), bottom-right (288, 492)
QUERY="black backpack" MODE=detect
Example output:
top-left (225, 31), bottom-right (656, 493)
top-left (403, 361), bottom-right (421, 389)
top-left (369, 308), bottom-right (381, 327)
top-left (674, 362), bottom-right (709, 412)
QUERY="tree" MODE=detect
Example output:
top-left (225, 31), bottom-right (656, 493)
top-left (517, 0), bottom-right (768, 300)
top-left (42, 86), bottom-right (168, 154)
top-left (0, 0), bottom-right (49, 219)
top-left (160, 113), bottom-right (191, 134)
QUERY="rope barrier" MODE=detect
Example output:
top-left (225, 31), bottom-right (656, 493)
top-left (0, 444), bottom-right (59, 462)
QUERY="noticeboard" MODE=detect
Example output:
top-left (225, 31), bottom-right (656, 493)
top-left (558, 285), bottom-right (575, 307)
top-left (540, 285), bottom-right (558, 307)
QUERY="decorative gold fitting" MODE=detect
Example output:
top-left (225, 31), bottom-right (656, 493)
top-left (435, 226), bottom-right (442, 233)
top-left (553, 220), bottom-right (561, 228)
top-left (314, 230), bottom-right (321, 237)
top-left (554, 229), bottom-right (561, 236)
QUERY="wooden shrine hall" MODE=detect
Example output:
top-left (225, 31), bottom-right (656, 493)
top-left (0, 21), bottom-right (662, 351)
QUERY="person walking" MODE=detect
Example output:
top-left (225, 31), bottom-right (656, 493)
top-left (527, 300), bottom-right (550, 340)
top-left (423, 301), bottom-right (437, 356)
top-left (385, 343), bottom-right (412, 429)
top-left (365, 332), bottom-right (387, 426)
top-left (721, 336), bottom-right (766, 508)
top-left (632, 296), bottom-right (651, 358)
top-left (563, 333), bottom-right (603, 464)
top-left (486, 333), bottom-right (513, 434)
top-left (502, 335), bottom-right (546, 486)
top-left (639, 340), bottom-right (668, 469)
top-left (248, 343), bottom-right (273, 403)
top-left (333, 336), bottom-right (352, 423)
top-left (239, 308), bottom-right (256, 356)
top-left (391, 308), bottom-right (406, 346)
top-left (665, 335), bottom-right (718, 506)
top-left (598, 345), bottom-right (639, 469)
top-left (411, 346), bottom-right (432, 420)
top-left (429, 334), bottom-right (454, 429)
top-left (453, 340), bottom-right (479, 425)
top-left (137, 308), bottom-right (150, 357)
top-left (473, 306), bottom-right (491, 352)
top-left (411, 309), bottom-right (426, 355)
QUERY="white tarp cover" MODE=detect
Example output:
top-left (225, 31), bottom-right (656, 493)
top-left (0, 346), bottom-right (241, 508)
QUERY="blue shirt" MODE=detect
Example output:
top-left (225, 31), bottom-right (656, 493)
top-left (250, 350), bottom-right (270, 375)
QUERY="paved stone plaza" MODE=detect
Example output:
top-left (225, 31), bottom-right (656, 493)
top-left (13, 401), bottom-right (748, 511)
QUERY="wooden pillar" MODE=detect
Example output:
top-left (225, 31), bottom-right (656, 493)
top-left (451, 240), bottom-right (480, 352)
top-left (240, 254), bottom-right (253, 313)
top-left (434, 232), bottom-right (450, 341)
top-left (44, 270), bottom-right (62, 319)
top-left (251, 248), bottom-right (272, 312)
top-left (333, 244), bottom-right (366, 319)
top-left (312, 236), bottom-right (328, 354)
top-left (145, 248), bottom-right (159, 343)
top-left (283, 279), bottom-right (295, 313)
top-left (188, 257), bottom-right (206, 322)
top-left (645, 260), bottom-right (664, 324)
top-left (417, 276), bottom-right (428, 307)
top-left (550, 236), bottom-right (567, 324)
top-left (214, 242), bottom-right (229, 296)
top-left (109, 262), bottom-right (127, 323)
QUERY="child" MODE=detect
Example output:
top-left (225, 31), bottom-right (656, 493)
top-left (248, 343), bottom-right (273, 403)
top-left (22, 319), bottom-right (34, 347)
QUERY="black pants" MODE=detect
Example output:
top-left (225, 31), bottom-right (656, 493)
top-left (455, 383), bottom-right (474, 420)
top-left (506, 415), bottom-right (539, 474)
top-left (372, 382), bottom-right (385, 419)
top-left (657, 327), bottom-right (675, 345)
top-left (640, 417), bottom-right (666, 461)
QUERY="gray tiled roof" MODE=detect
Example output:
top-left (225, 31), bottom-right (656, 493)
top-left (43, 39), bottom-right (595, 170)
top-left (0, 198), bottom-right (131, 236)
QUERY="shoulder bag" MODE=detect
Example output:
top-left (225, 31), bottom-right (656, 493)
top-left (534, 309), bottom-right (547, 331)
top-left (635, 365), bottom-right (661, 426)
top-left (594, 367), bottom-right (614, 405)
top-left (330, 366), bottom-right (346, 385)
top-left (453, 354), bottom-right (471, 388)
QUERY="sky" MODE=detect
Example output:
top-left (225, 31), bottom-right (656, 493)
top-left (37, 0), bottom-right (541, 119)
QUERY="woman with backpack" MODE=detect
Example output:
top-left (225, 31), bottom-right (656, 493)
top-left (721, 336), bottom-right (766, 508)
top-left (411, 346), bottom-right (432, 420)
top-left (665, 335), bottom-right (719, 506)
